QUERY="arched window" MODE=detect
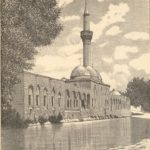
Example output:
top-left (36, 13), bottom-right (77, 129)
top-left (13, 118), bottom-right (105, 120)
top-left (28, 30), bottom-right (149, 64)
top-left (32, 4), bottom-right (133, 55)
top-left (51, 88), bottom-right (55, 107)
top-left (28, 86), bottom-right (33, 106)
top-left (43, 88), bottom-right (48, 106)
top-left (76, 99), bottom-right (78, 107)
top-left (36, 85), bottom-right (40, 106)
top-left (58, 92), bottom-right (61, 107)
top-left (73, 91), bottom-right (76, 108)
top-left (66, 89), bottom-right (70, 108)
top-left (92, 98), bottom-right (94, 107)
top-left (67, 99), bottom-right (69, 108)
top-left (78, 92), bottom-right (81, 100)
top-left (87, 94), bottom-right (90, 108)
top-left (110, 98), bottom-right (112, 111)
top-left (81, 93), bottom-right (86, 108)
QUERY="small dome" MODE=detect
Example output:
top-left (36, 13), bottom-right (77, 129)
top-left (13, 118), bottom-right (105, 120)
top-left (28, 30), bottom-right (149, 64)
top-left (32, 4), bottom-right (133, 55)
top-left (95, 69), bottom-right (102, 81)
top-left (86, 66), bottom-right (98, 77)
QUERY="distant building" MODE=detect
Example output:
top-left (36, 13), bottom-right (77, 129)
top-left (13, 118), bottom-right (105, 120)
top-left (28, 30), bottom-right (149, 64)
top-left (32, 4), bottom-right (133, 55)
top-left (12, 1), bottom-right (130, 120)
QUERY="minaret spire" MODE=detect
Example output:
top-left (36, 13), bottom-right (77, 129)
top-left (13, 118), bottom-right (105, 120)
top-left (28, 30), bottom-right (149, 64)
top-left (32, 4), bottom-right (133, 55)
top-left (84, 0), bottom-right (88, 14)
top-left (81, 0), bottom-right (93, 67)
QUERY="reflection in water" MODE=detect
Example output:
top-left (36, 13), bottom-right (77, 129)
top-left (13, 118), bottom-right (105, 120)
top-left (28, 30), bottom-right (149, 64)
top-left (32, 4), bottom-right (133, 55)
top-left (2, 118), bottom-right (150, 150)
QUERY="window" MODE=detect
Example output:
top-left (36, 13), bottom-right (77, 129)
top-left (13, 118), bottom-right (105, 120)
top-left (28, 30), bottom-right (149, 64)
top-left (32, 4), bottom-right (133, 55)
top-left (66, 90), bottom-right (70, 108)
top-left (76, 100), bottom-right (78, 107)
top-left (70, 99), bottom-right (72, 107)
top-left (36, 85), bottom-right (40, 106)
top-left (44, 96), bottom-right (46, 106)
top-left (28, 95), bottom-right (31, 105)
top-left (67, 99), bottom-right (69, 108)
top-left (87, 94), bottom-right (90, 108)
top-left (58, 93), bottom-right (61, 107)
top-left (51, 96), bottom-right (54, 106)
top-left (36, 95), bottom-right (39, 105)
top-left (43, 88), bottom-right (47, 106)
top-left (92, 99), bottom-right (94, 107)
top-left (74, 99), bottom-right (76, 107)
top-left (28, 86), bottom-right (33, 106)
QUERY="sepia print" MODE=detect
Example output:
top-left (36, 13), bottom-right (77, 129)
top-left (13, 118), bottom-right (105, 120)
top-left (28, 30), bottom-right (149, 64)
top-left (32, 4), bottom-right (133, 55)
top-left (1, 0), bottom-right (150, 149)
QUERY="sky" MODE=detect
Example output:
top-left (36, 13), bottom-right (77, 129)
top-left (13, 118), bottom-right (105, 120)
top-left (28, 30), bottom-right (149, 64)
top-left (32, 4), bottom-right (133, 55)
top-left (32, 0), bottom-right (150, 90)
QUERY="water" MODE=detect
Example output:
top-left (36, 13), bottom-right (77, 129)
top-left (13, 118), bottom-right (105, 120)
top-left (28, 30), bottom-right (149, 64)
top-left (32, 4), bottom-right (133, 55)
top-left (2, 117), bottom-right (150, 150)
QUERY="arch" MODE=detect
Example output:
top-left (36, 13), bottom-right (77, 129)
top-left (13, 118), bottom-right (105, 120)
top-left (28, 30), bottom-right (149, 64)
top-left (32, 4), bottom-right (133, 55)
top-left (83, 93), bottom-right (86, 100)
top-left (78, 92), bottom-right (81, 100)
top-left (36, 85), bottom-right (40, 106)
top-left (66, 89), bottom-right (70, 108)
top-left (58, 92), bottom-right (61, 107)
top-left (73, 91), bottom-right (77, 108)
top-left (81, 93), bottom-right (86, 108)
top-left (52, 88), bottom-right (55, 94)
top-left (92, 98), bottom-right (94, 107)
top-left (28, 85), bottom-right (33, 106)
top-left (72, 91), bottom-right (76, 99)
top-left (43, 88), bottom-right (48, 106)
top-left (87, 94), bottom-right (90, 108)
top-left (66, 89), bottom-right (70, 97)
top-left (51, 88), bottom-right (55, 107)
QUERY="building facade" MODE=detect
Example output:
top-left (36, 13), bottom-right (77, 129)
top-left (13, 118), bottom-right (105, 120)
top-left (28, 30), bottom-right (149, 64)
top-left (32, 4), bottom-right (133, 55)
top-left (12, 1), bottom-right (131, 120)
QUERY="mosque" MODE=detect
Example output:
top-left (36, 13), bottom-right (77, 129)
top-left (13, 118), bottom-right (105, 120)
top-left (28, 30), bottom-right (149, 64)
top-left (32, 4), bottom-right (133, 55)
top-left (12, 1), bottom-right (131, 121)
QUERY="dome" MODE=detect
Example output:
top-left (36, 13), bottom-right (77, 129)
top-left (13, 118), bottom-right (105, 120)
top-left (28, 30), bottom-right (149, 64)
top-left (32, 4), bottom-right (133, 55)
top-left (70, 65), bottom-right (102, 83)
top-left (86, 66), bottom-right (98, 77)
top-left (71, 66), bottom-right (90, 79)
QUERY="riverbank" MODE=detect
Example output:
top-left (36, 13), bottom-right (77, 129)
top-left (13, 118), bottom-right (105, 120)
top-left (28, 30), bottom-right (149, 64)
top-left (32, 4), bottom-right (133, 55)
top-left (28, 116), bottom-right (131, 127)
top-left (132, 113), bottom-right (150, 119)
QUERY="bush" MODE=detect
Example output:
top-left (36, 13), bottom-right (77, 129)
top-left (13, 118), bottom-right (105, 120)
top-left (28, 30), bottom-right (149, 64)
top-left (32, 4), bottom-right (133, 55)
top-left (1, 107), bottom-right (28, 128)
top-left (38, 116), bottom-right (47, 125)
top-left (57, 112), bottom-right (63, 122)
top-left (48, 113), bottom-right (63, 123)
top-left (24, 119), bottom-right (33, 124)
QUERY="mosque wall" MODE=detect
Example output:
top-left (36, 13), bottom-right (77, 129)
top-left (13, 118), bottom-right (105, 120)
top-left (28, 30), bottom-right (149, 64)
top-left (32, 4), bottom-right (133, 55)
top-left (12, 72), bottom-right (130, 121)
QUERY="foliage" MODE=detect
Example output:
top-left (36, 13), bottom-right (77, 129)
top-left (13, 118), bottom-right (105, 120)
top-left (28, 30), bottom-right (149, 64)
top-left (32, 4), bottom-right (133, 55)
top-left (1, 0), bottom-right (63, 106)
top-left (125, 77), bottom-right (150, 112)
top-left (1, 105), bottom-right (28, 128)
top-left (49, 113), bottom-right (63, 123)
top-left (38, 116), bottom-right (48, 125)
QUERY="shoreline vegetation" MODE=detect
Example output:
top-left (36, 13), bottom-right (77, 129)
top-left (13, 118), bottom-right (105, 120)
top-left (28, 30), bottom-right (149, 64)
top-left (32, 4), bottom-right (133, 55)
top-left (2, 105), bottom-right (149, 129)
top-left (2, 112), bottom-right (150, 129)
top-left (1, 107), bottom-right (63, 128)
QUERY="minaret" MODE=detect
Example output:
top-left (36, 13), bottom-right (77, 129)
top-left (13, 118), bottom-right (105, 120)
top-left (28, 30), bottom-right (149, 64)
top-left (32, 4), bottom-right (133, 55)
top-left (81, 0), bottom-right (93, 67)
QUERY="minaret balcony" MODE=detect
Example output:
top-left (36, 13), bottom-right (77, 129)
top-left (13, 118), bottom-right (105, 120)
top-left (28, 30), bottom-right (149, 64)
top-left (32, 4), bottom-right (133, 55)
top-left (81, 30), bottom-right (93, 41)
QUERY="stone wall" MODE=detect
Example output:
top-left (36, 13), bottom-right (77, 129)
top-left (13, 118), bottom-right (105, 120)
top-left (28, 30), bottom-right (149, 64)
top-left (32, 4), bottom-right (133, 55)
top-left (12, 72), bottom-right (131, 121)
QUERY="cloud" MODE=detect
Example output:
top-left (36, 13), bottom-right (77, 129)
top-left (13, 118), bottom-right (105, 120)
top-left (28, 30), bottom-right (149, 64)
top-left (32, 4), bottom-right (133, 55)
top-left (60, 15), bottom-right (80, 22)
top-left (57, 43), bottom-right (82, 56)
top-left (106, 26), bottom-right (122, 36)
top-left (113, 64), bottom-right (130, 75)
top-left (102, 57), bottom-right (113, 64)
top-left (129, 53), bottom-right (150, 74)
top-left (124, 32), bottom-right (149, 40)
top-left (33, 53), bottom-right (81, 79)
top-left (114, 46), bottom-right (138, 60)
top-left (101, 64), bottom-right (131, 90)
top-left (57, 0), bottom-right (74, 7)
top-left (66, 27), bottom-right (82, 44)
top-left (99, 42), bottom-right (108, 48)
top-left (91, 3), bottom-right (130, 41)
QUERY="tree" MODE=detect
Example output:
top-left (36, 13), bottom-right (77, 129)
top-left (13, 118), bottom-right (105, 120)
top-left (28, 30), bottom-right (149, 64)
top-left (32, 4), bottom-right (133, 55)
top-left (1, 0), bottom-right (63, 107)
top-left (125, 77), bottom-right (150, 112)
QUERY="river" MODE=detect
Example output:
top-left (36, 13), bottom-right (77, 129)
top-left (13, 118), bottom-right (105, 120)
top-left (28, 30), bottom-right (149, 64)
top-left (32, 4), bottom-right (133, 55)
top-left (1, 117), bottom-right (150, 150)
